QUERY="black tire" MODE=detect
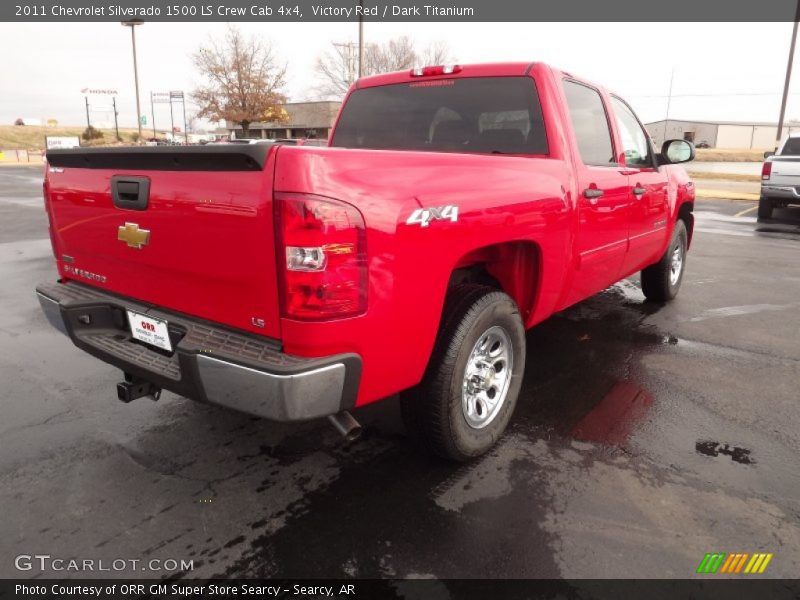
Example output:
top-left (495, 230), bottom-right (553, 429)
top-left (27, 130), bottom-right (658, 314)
top-left (641, 220), bottom-right (688, 302)
top-left (400, 284), bottom-right (526, 461)
top-left (758, 196), bottom-right (774, 220)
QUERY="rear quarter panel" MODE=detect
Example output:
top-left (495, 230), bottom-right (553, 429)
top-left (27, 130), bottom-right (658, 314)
top-left (274, 146), bottom-right (573, 406)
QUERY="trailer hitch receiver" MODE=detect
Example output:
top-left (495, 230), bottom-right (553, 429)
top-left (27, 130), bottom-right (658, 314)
top-left (117, 372), bottom-right (162, 403)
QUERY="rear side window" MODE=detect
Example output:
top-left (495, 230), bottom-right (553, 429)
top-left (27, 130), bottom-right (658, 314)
top-left (332, 77), bottom-right (548, 155)
top-left (563, 80), bottom-right (615, 166)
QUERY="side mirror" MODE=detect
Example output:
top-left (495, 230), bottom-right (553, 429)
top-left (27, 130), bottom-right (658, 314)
top-left (764, 151), bottom-right (775, 159)
top-left (659, 139), bottom-right (695, 165)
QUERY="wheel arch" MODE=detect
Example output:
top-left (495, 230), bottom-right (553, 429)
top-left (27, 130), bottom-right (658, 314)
top-left (447, 240), bottom-right (541, 323)
top-left (677, 200), bottom-right (694, 247)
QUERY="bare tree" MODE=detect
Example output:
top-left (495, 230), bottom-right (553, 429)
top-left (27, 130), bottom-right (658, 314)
top-left (192, 26), bottom-right (288, 137)
top-left (421, 41), bottom-right (452, 66)
top-left (369, 36), bottom-right (417, 72)
top-left (314, 43), bottom-right (361, 98)
top-left (314, 37), bottom-right (454, 99)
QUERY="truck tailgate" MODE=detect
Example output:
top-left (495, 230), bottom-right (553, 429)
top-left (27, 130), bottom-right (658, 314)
top-left (767, 156), bottom-right (800, 185)
top-left (44, 146), bottom-right (281, 339)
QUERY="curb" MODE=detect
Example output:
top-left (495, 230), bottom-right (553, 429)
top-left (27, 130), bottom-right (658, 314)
top-left (695, 189), bottom-right (758, 202)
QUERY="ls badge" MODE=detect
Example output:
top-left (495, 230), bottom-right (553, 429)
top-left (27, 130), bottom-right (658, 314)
top-left (118, 222), bottom-right (150, 249)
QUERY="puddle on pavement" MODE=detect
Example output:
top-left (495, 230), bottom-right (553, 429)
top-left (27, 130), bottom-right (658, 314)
top-left (516, 282), bottom-right (671, 448)
top-left (571, 381), bottom-right (654, 446)
top-left (695, 440), bottom-right (756, 465)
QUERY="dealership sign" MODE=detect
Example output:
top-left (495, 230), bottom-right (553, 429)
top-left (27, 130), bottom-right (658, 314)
top-left (45, 136), bottom-right (80, 149)
top-left (81, 88), bottom-right (118, 95)
top-left (152, 91), bottom-right (184, 103)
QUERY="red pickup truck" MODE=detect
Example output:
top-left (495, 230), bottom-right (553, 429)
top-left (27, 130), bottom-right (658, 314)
top-left (38, 62), bottom-right (695, 461)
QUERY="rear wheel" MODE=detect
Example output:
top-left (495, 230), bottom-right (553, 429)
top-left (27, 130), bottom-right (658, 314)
top-left (401, 284), bottom-right (526, 461)
top-left (758, 196), bottom-right (774, 220)
top-left (641, 220), bottom-right (688, 302)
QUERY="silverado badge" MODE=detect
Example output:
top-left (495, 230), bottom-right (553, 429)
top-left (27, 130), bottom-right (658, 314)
top-left (117, 222), bottom-right (150, 249)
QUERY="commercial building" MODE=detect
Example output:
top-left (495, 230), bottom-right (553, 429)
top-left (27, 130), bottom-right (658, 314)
top-left (646, 119), bottom-right (800, 149)
top-left (226, 101), bottom-right (341, 140)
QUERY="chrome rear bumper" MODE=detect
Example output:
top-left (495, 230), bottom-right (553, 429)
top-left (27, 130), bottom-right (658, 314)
top-left (195, 355), bottom-right (347, 421)
top-left (36, 281), bottom-right (361, 421)
top-left (761, 184), bottom-right (800, 201)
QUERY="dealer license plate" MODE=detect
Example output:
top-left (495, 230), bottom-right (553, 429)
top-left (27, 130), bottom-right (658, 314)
top-left (127, 311), bottom-right (173, 352)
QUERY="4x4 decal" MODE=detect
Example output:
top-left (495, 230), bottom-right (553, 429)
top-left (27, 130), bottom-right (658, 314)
top-left (406, 205), bottom-right (459, 228)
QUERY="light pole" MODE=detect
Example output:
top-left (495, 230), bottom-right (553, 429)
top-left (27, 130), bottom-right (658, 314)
top-left (777, 6), bottom-right (800, 150)
top-left (122, 19), bottom-right (144, 139)
top-left (357, 0), bottom-right (364, 78)
top-left (661, 67), bottom-right (675, 147)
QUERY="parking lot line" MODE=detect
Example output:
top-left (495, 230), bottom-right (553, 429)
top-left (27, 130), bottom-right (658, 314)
top-left (734, 205), bottom-right (759, 217)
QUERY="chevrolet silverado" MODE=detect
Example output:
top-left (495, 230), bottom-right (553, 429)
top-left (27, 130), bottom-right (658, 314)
top-left (38, 62), bottom-right (695, 460)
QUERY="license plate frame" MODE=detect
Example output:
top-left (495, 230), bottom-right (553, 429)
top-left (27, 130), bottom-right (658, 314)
top-left (127, 310), bottom-right (173, 352)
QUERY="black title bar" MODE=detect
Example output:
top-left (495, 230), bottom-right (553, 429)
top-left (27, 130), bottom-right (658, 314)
top-left (3, 0), bottom-right (800, 22)
top-left (3, 579), bottom-right (800, 600)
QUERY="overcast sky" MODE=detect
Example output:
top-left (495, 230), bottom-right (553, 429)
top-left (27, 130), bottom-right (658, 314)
top-left (1, 21), bottom-right (798, 129)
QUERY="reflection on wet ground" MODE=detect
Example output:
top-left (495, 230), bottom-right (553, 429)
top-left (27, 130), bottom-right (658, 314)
top-left (514, 281), bottom-right (672, 448)
top-left (205, 280), bottom-right (798, 579)
top-left (757, 204), bottom-right (800, 233)
top-left (571, 381), bottom-right (654, 446)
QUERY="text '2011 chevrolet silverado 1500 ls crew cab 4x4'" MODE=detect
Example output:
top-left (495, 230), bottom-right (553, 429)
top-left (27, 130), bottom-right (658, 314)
top-left (38, 62), bottom-right (696, 461)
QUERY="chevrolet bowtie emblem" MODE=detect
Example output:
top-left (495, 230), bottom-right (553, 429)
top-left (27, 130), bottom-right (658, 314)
top-left (117, 222), bottom-right (150, 249)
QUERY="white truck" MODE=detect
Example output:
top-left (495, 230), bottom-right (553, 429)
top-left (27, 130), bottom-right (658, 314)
top-left (760, 133), bottom-right (800, 219)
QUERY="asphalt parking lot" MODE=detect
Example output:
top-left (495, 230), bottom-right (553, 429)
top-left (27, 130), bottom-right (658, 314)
top-left (1, 164), bottom-right (799, 580)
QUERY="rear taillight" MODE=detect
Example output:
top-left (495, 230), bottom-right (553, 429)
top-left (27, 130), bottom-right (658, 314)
top-left (762, 161), bottom-right (772, 180)
top-left (275, 193), bottom-right (367, 320)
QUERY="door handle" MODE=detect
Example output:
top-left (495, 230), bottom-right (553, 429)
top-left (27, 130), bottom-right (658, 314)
top-left (632, 185), bottom-right (646, 198)
top-left (583, 188), bottom-right (604, 205)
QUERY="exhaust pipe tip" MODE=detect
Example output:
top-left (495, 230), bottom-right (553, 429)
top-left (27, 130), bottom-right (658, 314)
top-left (328, 411), bottom-right (362, 443)
top-left (344, 426), bottom-right (362, 443)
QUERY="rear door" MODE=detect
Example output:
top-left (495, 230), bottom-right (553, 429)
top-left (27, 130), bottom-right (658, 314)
top-left (561, 80), bottom-right (630, 303)
top-left (610, 96), bottom-right (670, 274)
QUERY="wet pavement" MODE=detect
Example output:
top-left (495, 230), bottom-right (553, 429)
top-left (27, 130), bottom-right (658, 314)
top-left (1, 166), bottom-right (799, 579)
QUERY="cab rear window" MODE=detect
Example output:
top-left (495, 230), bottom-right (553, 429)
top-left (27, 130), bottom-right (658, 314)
top-left (331, 77), bottom-right (548, 156)
top-left (780, 137), bottom-right (800, 155)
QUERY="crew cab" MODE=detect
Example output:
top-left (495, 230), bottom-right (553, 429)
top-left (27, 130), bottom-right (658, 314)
top-left (38, 63), bottom-right (695, 460)
top-left (760, 133), bottom-right (800, 219)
